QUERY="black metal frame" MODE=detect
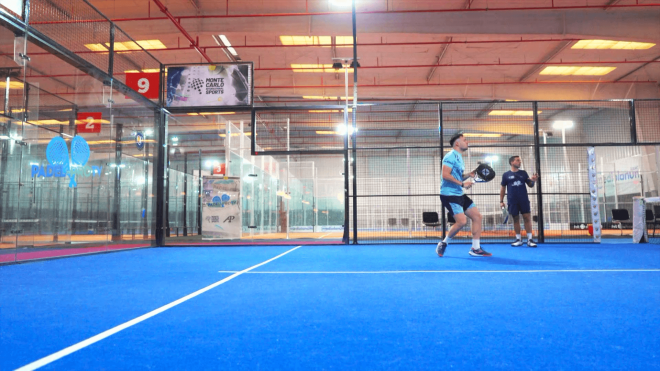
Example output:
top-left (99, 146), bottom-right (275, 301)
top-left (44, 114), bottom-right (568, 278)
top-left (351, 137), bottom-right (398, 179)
top-left (161, 62), bottom-right (255, 112)
top-left (245, 98), bottom-right (660, 245)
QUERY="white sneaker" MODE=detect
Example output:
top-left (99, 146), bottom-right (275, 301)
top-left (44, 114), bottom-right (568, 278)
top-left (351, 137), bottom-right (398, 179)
top-left (511, 239), bottom-right (523, 247)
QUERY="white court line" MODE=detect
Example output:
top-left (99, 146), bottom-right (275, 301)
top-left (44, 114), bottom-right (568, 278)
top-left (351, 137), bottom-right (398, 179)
top-left (218, 269), bottom-right (660, 274)
top-left (15, 245), bottom-right (303, 371)
top-left (318, 233), bottom-right (330, 239)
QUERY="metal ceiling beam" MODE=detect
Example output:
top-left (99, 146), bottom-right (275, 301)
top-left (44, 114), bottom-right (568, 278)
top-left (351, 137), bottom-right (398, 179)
top-left (518, 41), bottom-right (573, 82)
top-left (615, 55), bottom-right (660, 82)
top-left (151, 0), bottom-right (212, 63)
top-left (61, 3), bottom-right (659, 24)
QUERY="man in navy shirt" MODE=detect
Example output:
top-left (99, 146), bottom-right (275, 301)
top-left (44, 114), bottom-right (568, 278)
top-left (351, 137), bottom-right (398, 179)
top-left (500, 156), bottom-right (539, 247)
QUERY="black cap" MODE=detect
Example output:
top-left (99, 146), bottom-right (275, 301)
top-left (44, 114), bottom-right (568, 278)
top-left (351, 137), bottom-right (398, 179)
top-left (449, 131), bottom-right (464, 147)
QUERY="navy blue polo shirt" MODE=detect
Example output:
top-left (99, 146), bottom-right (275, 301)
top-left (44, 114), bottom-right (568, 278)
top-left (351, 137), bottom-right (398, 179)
top-left (501, 170), bottom-right (531, 202)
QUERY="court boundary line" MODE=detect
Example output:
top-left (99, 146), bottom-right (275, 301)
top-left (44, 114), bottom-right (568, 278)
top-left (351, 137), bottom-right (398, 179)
top-left (217, 268), bottom-right (660, 274)
top-left (14, 245), bottom-right (303, 371)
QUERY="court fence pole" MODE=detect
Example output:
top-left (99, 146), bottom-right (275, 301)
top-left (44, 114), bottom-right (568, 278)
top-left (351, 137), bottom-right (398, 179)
top-left (533, 101), bottom-right (545, 243)
top-left (351, 0), bottom-right (359, 244)
top-left (439, 103), bottom-right (446, 239)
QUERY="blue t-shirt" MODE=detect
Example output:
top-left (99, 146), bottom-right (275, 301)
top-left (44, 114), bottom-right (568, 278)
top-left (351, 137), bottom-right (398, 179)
top-left (501, 170), bottom-right (531, 201)
top-left (441, 150), bottom-right (464, 196)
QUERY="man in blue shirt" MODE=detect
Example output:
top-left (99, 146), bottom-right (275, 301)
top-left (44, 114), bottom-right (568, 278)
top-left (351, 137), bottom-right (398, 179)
top-left (499, 155), bottom-right (539, 247)
top-left (436, 132), bottom-right (492, 257)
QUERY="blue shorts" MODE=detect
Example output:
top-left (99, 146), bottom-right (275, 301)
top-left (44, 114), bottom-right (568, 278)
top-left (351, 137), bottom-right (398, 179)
top-left (440, 195), bottom-right (475, 216)
top-left (508, 199), bottom-right (531, 217)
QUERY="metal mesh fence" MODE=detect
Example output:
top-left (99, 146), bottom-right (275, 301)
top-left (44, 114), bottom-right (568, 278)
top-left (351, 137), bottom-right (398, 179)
top-left (537, 101), bottom-right (631, 144)
top-left (112, 26), bottom-right (161, 86)
top-left (254, 108), bottom-right (346, 152)
top-left (30, 0), bottom-right (111, 74)
top-left (635, 100), bottom-right (660, 143)
top-left (355, 103), bottom-right (439, 148)
top-left (441, 101), bottom-right (535, 147)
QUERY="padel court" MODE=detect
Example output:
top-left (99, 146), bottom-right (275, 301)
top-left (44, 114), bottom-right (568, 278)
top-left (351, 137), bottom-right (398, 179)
top-left (3, 1), bottom-right (660, 370)
top-left (3, 242), bottom-right (660, 370)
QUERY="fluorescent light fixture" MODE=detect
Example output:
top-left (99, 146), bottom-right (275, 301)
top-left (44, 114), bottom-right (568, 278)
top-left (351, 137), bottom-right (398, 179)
top-left (171, 136), bottom-right (179, 142)
top-left (279, 36), bottom-right (353, 47)
top-left (316, 130), bottom-right (338, 135)
top-left (277, 191), bottom-right (292, 199)
top-left (0, 81), bottom-right (24, 89)
top-left (540, 66), bottom-right (617, 76)
top-left (12, 136), bottom-right (22, 141)
top-left (303, 96), bottom-right (353, 100)
top-left (205, 160), bottom-right (212, 167)
top-left (145, 129), bottom-right (154, 136)
top-left (463, 133), bottom-right (503, 138)
top-left (84, 43), bottom-right (108, 52)
top-left (485, 156), bottom-right (499, 162)
top-left (330, 0), bottom-right (353, 6)
top-left (336, 124), bottom-right (357, 135)
top-left (0, 135), bottom-right (9, 139)
top-left (553, 120), bottom-right (574, 129)
top-left (219, 35), bottom-right (239, 56)
top-left (488, 110), bottom-right (539, 116)
top-left (572, 40), bottom-right (655, 50)
top-left (187, 112), bottom-right (236, 116)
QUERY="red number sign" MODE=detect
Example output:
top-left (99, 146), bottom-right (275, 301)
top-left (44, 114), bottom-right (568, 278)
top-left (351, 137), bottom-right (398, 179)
top-left (126, 72), bottom-right (160, 99)
top-left (76, 112), bottom-right (102, 133)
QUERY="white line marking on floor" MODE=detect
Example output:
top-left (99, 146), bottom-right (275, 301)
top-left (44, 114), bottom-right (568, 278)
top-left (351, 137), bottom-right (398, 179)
top-left (318, 233), bottom-right (330, 239)
top-left (15, 245), bottom-right (303, 371)
top-left (217, 269), bottom-right (660, 274)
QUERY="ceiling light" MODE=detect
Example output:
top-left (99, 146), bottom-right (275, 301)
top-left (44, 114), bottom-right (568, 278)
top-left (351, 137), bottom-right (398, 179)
top-left (0, 81), bottom-right (24, 89)
top-left (84, 43), bottom-right (108, 52)
top-left (485, 156), bottom-right (499, 162)
top-left (316, 131), bottom-right (339, 135)
top-left (280, 36), bottom-right (353, 47)
top-left (171, 136), bottom-right (179, 142)
top-left (218, 35), bottom-right (239, 56)
top-left (0, 135), bottom-right (9, 139)
top-left (303, 96), bottom-right (353, 100)
top-left (488, 110), bottom-right (539, 116)
top-left (331, 0), bottom-right (353, 6)
top-left (572, 40), bottom-right (655, 50)
top-left (553, 120), bottom-right (574, 129)
top-left (463, 133), bottom-right (503, 138)
top-left (337, 124), bottom-right (357, 135)
top-left (540, 66), bottom-right (617, 76)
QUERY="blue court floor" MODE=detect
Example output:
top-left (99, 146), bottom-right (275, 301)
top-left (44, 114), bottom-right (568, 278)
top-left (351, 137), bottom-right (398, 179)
top-left (1, 243), bottom-right (660, 370)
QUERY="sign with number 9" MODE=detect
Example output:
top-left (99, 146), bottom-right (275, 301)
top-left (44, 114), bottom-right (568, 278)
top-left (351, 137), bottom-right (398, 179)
top-left (126, 72), bottom-right (160, 99)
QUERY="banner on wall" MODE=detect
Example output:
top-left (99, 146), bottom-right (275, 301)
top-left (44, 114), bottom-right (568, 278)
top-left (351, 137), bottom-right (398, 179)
top-left (202, 176), bottom-right (242, 240)
top-left (166, 63), bottom-right (253, 108)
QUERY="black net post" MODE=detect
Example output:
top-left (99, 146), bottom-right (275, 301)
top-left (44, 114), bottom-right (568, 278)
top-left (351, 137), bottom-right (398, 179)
top-left (533, 101), bottom-right (545, 243)
top-left (629, 100), bottom-right (638, 145)
top-left (439, 103), bottom-right (446, 239)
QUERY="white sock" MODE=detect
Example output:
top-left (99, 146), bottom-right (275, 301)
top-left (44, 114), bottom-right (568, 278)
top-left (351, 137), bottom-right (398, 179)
top-left (527, 233), bottom-right (533, 241)
top-left (443, 236), bottom-right (452, 244)
top-left (471, 238), bottom-right (480, 250)
top-left (516, 234), bottom-right (521, 240)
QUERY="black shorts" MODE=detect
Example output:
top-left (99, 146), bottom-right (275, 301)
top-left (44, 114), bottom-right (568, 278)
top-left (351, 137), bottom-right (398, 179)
top-left (440, 195), bottom-right (475, 216)
top-left (508, 198), bottom-right (531, 217)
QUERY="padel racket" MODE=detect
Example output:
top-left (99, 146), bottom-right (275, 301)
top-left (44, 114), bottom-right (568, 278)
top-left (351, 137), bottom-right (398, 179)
top-left (472, 163), bottom-right (496, 183)
top-left (46, 136), bottom-right (69, 173)
top-left (69, 135), bottom-right (90, 187)
top-left (501, 206), bottom-right (510, 224)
